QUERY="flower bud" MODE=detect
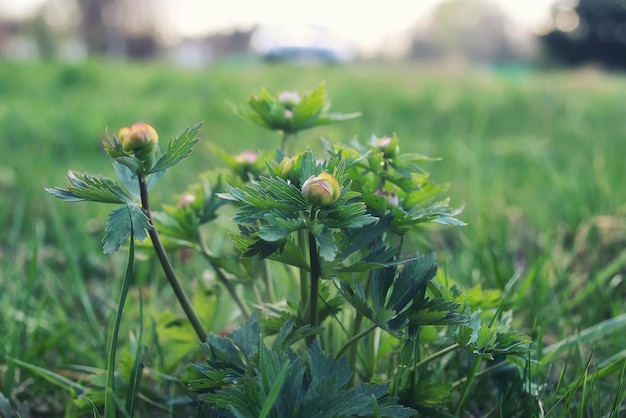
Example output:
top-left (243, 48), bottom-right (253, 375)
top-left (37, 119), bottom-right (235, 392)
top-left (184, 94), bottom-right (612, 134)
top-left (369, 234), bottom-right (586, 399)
top-left (235, 150), bottom-right (259, 166)
top-left (376, 135), bottom-right (399, 158)
top-left (121, 122), bottom-right (158, 157)
top-left (177, 193), bottom-right (196, 208)
top-left (302, 172), bottom-right (341, 207)
top-left (374, 189), bottom-right (399, 208)
top-left (278, 91), bottom-right (301, 109)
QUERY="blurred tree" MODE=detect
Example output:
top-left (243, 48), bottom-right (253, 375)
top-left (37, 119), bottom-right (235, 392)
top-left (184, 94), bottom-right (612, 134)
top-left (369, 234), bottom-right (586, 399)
top-left (76, 0), bottom-right (159, 57)
top-left (541, 0), bottom-right (626, 68)
top-left (408, 0), bottom-right (515, 63)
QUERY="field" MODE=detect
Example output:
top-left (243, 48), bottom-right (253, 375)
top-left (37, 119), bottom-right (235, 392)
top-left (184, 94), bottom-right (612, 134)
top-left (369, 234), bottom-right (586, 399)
top-left (1, 59), bottom-right (625, 416)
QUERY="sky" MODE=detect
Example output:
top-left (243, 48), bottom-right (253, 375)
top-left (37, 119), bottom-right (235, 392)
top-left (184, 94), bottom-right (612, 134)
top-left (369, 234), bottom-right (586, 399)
top-left (0, 0), bottom-right (553, 53)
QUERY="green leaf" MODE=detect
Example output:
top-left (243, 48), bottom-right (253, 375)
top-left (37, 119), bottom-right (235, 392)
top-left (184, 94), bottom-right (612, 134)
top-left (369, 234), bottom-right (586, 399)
top-left (258, 347), bottom-right (290, 418)
top-left (315, 228), bottom-right (338, 261)
top-left (102, 203), bottom-right (152, 254)
top-left (46, 170), bottom-right (131, 204)
top-left (150, 122), bottom-right (203, 173)
top-left (114, 161), bottom-right (165, 199)
top-left (114, 155), bottom-right (144, 175)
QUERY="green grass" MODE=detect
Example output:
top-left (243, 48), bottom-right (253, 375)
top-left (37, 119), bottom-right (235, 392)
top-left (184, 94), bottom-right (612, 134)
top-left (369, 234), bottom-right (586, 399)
top-left (1, 59), bottom-right (625, 416)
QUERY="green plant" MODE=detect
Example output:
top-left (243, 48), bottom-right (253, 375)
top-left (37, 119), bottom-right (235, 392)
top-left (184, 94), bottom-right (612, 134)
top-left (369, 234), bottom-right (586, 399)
top-left (43, 82), bottom-right (537, 416)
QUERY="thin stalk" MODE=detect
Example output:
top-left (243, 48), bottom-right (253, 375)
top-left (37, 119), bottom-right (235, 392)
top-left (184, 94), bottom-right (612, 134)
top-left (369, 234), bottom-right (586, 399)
top-left (454, 355), bottom-right (482, 415)
top-left (307, 229), bottom-right (320, 331)
top-left (298, 229), bottom-right (309, 320)
top-left (138, 175), bottom-right (207, 342)
top-left (337, 324), bottom-right (378, 360)
top-left (198, 238), bottom-right (251, 318)
top-left (347, 313), bottom-right (364, 372)
top-left (280, 131), bottom-right (290, 154)
top-left (415, 343), bottom-right (460, 369)
top-left (262, 260), bottom-right (276, 303)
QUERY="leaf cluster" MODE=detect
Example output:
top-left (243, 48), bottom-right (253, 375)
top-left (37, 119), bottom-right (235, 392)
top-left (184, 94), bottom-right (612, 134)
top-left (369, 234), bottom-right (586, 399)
top-left (222, 150), bottom-right (376, 265)
top-left (340, 253), bottom-right (468, 337)
top-left (323, 137), bottom-right (465, 234)
top-left (191, 318), bottom-right (415, 418)
top-left (235, 82), bottom-right (361, 135)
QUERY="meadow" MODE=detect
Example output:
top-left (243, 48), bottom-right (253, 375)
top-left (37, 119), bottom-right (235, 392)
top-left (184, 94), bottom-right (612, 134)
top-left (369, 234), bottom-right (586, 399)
top-left (1, 59), bottom-right (625, 416)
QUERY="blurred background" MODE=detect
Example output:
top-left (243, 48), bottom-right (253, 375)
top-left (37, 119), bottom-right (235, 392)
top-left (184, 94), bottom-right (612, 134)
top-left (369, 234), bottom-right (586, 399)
top-left (1, 0), bottom-right (625, 68)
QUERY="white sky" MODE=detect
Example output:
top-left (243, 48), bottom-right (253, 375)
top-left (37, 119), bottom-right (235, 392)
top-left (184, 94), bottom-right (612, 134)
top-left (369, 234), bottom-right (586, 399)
top-left (1, 0), bottom-right (552, 52)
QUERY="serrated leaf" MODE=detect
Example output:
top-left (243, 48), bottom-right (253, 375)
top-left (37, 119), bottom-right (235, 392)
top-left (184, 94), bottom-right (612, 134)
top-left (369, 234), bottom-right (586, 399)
top-left (315, 228), bottom-right (338, 262)
top-left (114, 161), bottom-right (165, 199)
top-left (45, 187), bottom-right (86, 202)
top-left (456, 325), bottom-right (474, 347)
top-left (46, 170), bottom-right (131, 204)
top-left (102, 203), bottom-right (152, 254)
top-left (114, 155), bottom-right (144, 175)
top-left (150, 122), bottom-right (203, 173)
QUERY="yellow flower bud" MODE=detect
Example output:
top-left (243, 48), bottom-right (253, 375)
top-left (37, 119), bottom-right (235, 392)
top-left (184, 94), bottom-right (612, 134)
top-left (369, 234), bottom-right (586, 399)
top-left (302, 172), bottom-right (341, 207)
top-left (121, 122), bottom-right (158, 157)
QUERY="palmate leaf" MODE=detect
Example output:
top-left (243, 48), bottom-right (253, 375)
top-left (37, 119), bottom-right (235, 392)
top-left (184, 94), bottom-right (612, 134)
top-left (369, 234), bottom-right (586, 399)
top-left (102, 203), bottom-right (152, 254)
top-left (229, 234), bottom-right (309, 269)
top-left (341, 253), bottom-right (466, 336)
top-left (149, 122), bottom-right (203, 174)
top-left (321, 196), bottom-right (377, 230)
top-left (340, 280), bottom-right (401, 335)
top-left (113, 161), bottom-right (165, 199)
top-left (46, 170), bottom-right (131, 204)
top-left (193, 318), bottom-right (413, 417)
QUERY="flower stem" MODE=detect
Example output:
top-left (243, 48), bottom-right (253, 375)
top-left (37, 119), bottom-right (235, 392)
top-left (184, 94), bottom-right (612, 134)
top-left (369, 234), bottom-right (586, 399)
top-left (337, 324), bottom-right (377, 360)
top-left (454, 355), bottom-right (482, 415)
top-left (306, 210), bottom-right (321, 345)
top-left (415, 343), bottom-right (460, 369)
top-left (198, 237), bottom-right (251, 318)
top-left (307, 229), bottom-right (320, 331)
top-left (138, 175), bottom-right (207, 342)
top-left (298, 229), bottom-right (309, 320)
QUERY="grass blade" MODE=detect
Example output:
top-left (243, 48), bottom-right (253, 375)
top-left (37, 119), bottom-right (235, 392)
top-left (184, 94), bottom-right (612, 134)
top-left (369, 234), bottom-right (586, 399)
top-left (125, 279), bottom-right (145, 416)
top-left (540, 313), bottom-right (626, 367)
top-left (5, 356), bottom-right (87, 396)
top-left (105, 226), bottom-right (135, 418)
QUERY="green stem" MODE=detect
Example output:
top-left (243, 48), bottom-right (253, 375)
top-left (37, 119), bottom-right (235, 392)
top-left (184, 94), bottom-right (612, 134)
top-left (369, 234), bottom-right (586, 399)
top-left (138, 175), bottom-right (207, 342)
top-left (280, 132), bottom-right (289, 154)
top-left (347, 313), bottom-right (364, 372)
top-left (415, 343), bottom-right (460, 369)
top-left (454, 355), bottom-right (482, 415)
top-left (198, 238), bottom-right (251, 318)
top-left (308, 229), bottom-right (320, 331)
top-left (298, 229), bottom-right (309, 320)
top-left (451, 358), bottom-right (512, 390)
top-left (262, 260), bottom-right (276, 303)
top-left (337, 324), bottom-right (378, 360)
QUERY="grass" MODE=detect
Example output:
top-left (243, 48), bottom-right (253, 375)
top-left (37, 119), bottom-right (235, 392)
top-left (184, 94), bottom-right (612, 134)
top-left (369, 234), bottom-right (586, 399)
top-left (1, 58), bottom-right (625, 416)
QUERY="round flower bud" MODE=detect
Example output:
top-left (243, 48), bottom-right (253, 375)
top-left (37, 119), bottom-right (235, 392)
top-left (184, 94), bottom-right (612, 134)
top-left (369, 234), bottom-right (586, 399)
top-left (376, 135), bottom-right (399, 158)
top-left (302, 172), bottom-right (341, 207)
top-left (374, 189), bottom-right (399, 208)
top-left (235, 150), bottom-right (258, 166)
top-left (278, 91), bottom-right (301, 109)
top-left (121, 122), bottom-right (158, 157)
top-left (177, 193), bottom-right (196, 208)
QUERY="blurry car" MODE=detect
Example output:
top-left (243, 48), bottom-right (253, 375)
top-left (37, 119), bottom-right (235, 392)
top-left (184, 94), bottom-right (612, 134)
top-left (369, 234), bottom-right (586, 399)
top-left (250, 24), bottom-right (354, 64)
